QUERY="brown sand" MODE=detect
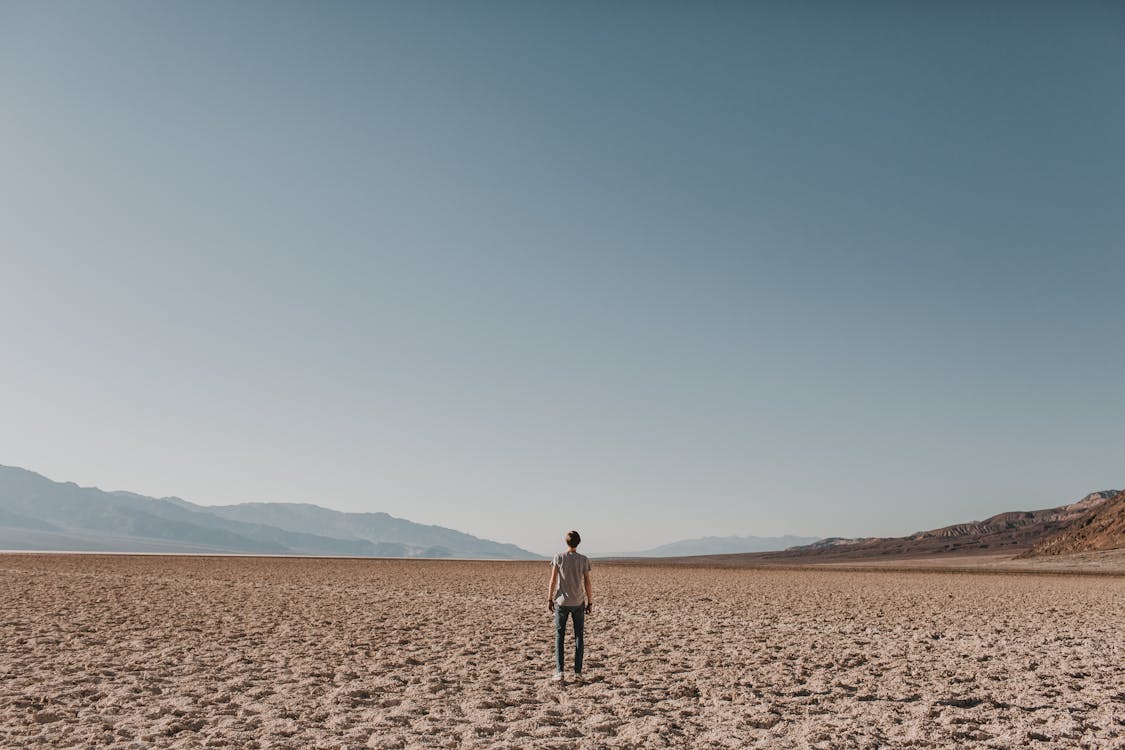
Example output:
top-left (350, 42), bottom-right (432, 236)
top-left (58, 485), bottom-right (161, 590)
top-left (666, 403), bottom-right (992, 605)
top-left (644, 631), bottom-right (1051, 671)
top-left (1, 554), bottom-right (1123, 749)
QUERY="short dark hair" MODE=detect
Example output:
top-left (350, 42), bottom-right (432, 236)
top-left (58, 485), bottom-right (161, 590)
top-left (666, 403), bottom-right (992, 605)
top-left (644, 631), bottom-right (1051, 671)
top-left (566, 530), bottom-right (581, 547)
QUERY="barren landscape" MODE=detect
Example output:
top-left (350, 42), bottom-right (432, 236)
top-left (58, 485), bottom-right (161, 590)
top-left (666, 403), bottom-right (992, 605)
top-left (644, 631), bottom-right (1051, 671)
top-left (2, 554), bottom-right (1123, 749)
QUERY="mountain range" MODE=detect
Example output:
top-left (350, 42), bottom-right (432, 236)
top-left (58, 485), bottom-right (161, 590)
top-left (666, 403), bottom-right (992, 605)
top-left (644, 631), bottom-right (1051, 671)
top-left (608, 535), bottom-right (821, 558)
top-left (0, 465), bottom-right (540, 559)
top-left (5, 464), bottom-right (1121, 564)
top-left (1021, 490), bottom-right (1125, 557)
top-left (638, 490), bottom-right (1124, 565)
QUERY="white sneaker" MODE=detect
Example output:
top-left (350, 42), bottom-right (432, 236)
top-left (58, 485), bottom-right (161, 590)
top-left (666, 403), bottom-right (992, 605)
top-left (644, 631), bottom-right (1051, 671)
top-left (551, 671), bottom-right (564, 682)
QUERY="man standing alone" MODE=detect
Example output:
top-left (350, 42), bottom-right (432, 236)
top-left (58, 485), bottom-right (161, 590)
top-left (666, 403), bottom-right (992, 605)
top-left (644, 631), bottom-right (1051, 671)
top-left (547, 530), bottom-right (592, 682)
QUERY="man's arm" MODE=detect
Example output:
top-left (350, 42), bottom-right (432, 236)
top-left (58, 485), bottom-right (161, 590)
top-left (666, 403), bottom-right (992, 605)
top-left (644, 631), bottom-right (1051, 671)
top-left (583, 570), bottom-right (593, 614)
top-left (547, 566), bottom-right (558, 612)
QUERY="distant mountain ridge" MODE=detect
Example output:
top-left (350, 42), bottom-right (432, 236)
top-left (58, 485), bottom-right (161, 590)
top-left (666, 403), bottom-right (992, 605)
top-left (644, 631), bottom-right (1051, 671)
top-left (613, 534), bottom-right (821, 558)
top-left (0, 465), bottom-right (540, 559)
top-left (1022, 490), bottom-right (1125, 557)
top-left (770, 490), bottom-right (1122, 562)
top-left (634, 490), bottom-right (1122, 566)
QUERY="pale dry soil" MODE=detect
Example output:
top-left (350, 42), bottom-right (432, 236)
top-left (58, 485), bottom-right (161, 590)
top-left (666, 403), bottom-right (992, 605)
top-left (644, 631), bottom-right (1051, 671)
top-left (1, 555), bottom-right (1123, 749)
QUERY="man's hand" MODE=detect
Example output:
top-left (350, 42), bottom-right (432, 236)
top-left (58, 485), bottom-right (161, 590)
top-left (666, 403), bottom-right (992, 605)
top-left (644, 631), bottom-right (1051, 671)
top-left (585, 603), bottom-right (592, 615)
top-left (548, 600), bottom-right (555, 613)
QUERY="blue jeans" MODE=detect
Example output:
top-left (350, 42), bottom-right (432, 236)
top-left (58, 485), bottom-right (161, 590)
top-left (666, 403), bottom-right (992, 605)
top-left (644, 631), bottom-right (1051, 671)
top-left (554, 605), bottom-right (585, 673)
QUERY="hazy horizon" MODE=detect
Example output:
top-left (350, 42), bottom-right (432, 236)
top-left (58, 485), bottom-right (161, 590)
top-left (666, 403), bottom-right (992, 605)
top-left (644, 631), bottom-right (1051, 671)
top-left (3, 2), bottom-right (1123, 556)
top-left (2, 461), bottom-right (1113, 557)
top-left (4, 461), bottom-right (824, 556)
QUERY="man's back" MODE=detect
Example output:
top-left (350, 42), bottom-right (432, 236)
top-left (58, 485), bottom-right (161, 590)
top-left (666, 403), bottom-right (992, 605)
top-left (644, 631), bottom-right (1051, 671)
top-left (551, 551), bottom-right (591, 607)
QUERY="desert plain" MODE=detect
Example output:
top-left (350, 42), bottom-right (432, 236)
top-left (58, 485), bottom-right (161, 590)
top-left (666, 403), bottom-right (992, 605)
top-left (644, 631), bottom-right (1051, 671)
top-left (1, 554), bottom-right (1123, 749)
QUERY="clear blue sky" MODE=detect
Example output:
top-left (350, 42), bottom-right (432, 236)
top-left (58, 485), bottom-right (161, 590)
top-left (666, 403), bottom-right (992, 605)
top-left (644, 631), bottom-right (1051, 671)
top-left (2, 1), bottom-right (1122, 555)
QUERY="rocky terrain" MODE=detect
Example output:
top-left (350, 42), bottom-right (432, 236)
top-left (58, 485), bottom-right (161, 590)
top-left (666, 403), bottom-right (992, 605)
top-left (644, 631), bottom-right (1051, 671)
top-left (1023, 490), bottom-right (1125, 557)
top-left (640, 490), bottom-right (1123, 567)
top-left (1, 554), bottom-right (1123, 749)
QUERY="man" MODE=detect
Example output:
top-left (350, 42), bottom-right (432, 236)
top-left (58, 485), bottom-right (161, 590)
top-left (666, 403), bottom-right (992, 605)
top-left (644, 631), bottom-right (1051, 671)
top-left (547, 529), bottom-right (592, 682)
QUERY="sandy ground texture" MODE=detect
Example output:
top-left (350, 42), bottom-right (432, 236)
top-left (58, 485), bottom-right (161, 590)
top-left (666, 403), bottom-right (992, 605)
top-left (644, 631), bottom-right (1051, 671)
top-left (804, 549), bottom-right (1125, 574)
top-left (1, 554), bottom-right (1123, 749)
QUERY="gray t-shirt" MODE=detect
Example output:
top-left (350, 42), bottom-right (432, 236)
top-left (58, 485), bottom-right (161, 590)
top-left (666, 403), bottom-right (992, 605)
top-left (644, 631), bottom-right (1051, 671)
top-left (551, 551), bottom-right (591, 607)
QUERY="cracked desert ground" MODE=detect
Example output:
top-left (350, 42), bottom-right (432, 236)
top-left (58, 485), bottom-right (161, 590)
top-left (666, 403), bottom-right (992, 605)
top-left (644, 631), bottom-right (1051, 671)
top-left (1, 555), bottom-right (1123, 749)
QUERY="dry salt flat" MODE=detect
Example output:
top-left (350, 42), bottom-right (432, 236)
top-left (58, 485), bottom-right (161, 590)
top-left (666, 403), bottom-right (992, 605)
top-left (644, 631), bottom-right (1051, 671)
top-left (1, 554), bottom-right (1123, 749)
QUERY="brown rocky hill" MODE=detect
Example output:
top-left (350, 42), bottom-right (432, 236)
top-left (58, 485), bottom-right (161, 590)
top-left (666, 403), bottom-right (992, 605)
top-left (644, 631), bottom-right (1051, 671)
top-left (630, 490), bottom-right (1120, 566)
top-left (1021, 490), bottom-right (1125, 557)
top-left (763, 490), bottom-right (1121, 563)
